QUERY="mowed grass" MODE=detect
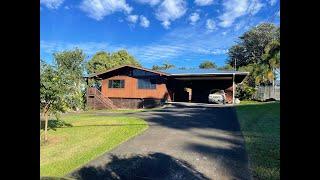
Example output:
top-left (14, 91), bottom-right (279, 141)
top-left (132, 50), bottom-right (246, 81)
top-left (84, 107), bottom-right (163, 114)
top-left (40, 114), bottom-right (148, 177)
top-left (236, 102), bottom-right (280, 180)
top-left (239, 100), bottom-right (261, 105)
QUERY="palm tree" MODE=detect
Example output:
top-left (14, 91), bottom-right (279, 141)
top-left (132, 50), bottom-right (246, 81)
top-left (254, 39), bottom-right (280, 86)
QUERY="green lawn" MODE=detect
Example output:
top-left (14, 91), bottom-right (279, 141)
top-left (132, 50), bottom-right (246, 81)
top-left (40, 114), bottom-right (148, 177)
top-left (77, 107), bottom-right (164, 114)
top-left (236, 102), bottom-right (280, 179)
top-left (239, 100), bottom-right (261, 105)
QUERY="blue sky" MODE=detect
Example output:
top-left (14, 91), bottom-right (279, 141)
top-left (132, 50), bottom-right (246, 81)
top-left (40, 0), bottom-right (280, 69)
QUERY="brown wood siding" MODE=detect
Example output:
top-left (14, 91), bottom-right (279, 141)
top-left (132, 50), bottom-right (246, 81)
top-left (225, 85), bottom-right (234, 104)
top-left (101, 75), bottom-right (171, 100)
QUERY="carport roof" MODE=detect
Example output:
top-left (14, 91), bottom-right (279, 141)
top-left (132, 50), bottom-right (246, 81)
top-left (160, 68), bottom-right (249, 76)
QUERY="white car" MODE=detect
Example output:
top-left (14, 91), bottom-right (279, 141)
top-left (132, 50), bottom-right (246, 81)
top-left (208, 89), bottom-right (226, 104)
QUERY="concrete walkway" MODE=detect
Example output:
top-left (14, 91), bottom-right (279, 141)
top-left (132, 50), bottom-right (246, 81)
top-left (68, 104), bottom-right (250, 180)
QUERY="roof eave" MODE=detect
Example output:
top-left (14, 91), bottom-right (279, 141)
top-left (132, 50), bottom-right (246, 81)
top-left (170, 72), bottom-right (249, 76)
top-left (86, 65), bottom-right (170, 78)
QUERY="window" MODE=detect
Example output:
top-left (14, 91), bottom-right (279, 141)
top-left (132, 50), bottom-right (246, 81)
top-left (132, 69), bottom-right (156, 77)
top-left (108, 80), bottom-right (125, 88)
top-left (138, 78), bottom-right (156, 89)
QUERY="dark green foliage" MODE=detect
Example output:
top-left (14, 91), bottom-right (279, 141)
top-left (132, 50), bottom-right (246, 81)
top-left (40, 60), bottom-right (67, 115)
top-left (227, 23), bottom-right (279, 67)
top-left (40, 119), bottom-right (73, 131)
top-left (199, 61), bottom-right (217, 69)
top-left (227, 23), bottom-right (280, 86)
top-left (217, 64), bottom-right (233, 70)
top-left (86, 50), bottom-right (141, 74)
top-left (236, 84), bottom-right (256, 100)
top-left (152, 62), bottom-right (175, 71)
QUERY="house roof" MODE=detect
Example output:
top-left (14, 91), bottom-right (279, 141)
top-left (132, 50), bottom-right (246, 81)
top-left (85, 65), bottom-right (249, 78)
top-left (159, 68), bottom-right (249, 76)
top-left (86, 65), bottom-right (170, 78)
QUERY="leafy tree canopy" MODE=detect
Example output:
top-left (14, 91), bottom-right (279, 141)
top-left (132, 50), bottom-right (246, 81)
top-left (86, 50), bottom-right (141, 74)
top-left (199, 61), bottom-right (217, 69)
top-left (152, 61), bottom-right (175, 71)
top-left (217, 64), bottom-right (234, 70)
top-left (227, 23), bottom-right (279, 68)
top-left (53, 48), bottom-right (86, 110)
top-left (227, 23), bottom-right (280, 86)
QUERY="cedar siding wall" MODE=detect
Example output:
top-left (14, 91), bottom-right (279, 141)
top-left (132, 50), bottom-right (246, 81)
top-left (101, 75), bottom-right (171, 100)
top-left (225, 85), bottom-right (234, 104)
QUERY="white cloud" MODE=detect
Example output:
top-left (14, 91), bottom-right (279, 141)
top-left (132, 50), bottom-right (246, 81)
top-left (206, 19), bottom-right (216, 31)
top-left (218, 0), bottom-right (264, 28)
top-left (127, 15), bottom-right (139, 23)
top-left (140, 15), bottom-right (150, 28)
top-left (277, 10), bottom-right (280, 17)
top-left (161, 21), bottom-right (171, 29)
top-left (135, 0), bottom-right (160, 6)
top-left (212, 49), bottom-right (228, 55)
top-left (80, 0), bottom-right (133, 21)
top-left (155, 0), bottom-right (187, 29)
top-left (269, 0), bottom-right (277, 6)
top-left (222, 31), bottom-right (227, 35)
top-left (189, 12), bottom-right (200, 25)
top-left (40, 0), bottom-right (64, 9)
top-left (40, 40), bottom-right (125, 57)
top-left (248, 0), bottom-right (264, 15)
top-left (194, 0), bottom-right (214, 6)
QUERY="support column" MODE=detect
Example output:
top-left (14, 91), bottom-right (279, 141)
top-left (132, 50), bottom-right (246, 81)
top-left (232, 73), bottom-right (235, 104)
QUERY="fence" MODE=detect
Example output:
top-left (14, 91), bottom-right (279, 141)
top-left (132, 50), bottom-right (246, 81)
top-left (253, 85), bottom-right (280, 101)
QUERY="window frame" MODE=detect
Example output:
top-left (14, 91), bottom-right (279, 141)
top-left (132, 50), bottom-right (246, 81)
top-left (137, 78), bottom-right (156, 89)
top-left (108, 79), bottom-right (125, 89)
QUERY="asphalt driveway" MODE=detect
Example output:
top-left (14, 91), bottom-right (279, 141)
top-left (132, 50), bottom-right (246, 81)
top-left (68, 103), bottom-right (250, 180)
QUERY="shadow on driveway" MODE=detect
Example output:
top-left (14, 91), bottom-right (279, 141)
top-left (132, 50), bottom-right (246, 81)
top-left (69, 104), bottom-right (250, 179)
top-left (70, 152), bottom-right (210, 180)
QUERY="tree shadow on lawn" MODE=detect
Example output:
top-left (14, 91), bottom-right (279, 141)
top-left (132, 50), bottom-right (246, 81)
top-left (69, 152), bottom-right (210, 180)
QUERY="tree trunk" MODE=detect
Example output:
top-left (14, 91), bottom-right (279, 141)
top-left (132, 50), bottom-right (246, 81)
top-left (44, 111), bottom-right (49, 142)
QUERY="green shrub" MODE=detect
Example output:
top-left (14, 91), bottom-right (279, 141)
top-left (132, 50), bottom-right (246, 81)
top-left (236, 84), bottom-right (256, 100)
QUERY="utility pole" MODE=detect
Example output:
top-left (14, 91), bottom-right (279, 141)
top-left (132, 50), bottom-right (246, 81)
top-left (234, 58), bottom-right (237, 71)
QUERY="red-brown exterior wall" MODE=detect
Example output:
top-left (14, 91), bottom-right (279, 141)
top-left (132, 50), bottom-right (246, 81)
top-left (101, 75), bottom-right (171, 101)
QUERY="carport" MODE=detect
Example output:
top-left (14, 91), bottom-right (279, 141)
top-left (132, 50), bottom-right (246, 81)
top-left (162, 69), bottom-right (248, 104)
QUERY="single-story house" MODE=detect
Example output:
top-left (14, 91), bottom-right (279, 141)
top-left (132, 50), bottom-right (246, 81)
top-left (85, 65), bottom-right (248, 109)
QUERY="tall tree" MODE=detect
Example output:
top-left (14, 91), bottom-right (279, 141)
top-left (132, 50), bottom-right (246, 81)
top-left (199, 61), bottom-right (217, 69)
top-left (254, 39), bottom-right (280, 85)
top-left (86, 51), bottom-right (111, 74)
top-left (40, 60), bottom-right (67, 142)
top-left (53, 48), bottom-right (86, 110)
top-left (86, 50), bottom-right (141, 74)
top-left (227, 23), bottom-right (279, 68)
top-left (227, 22), bottom-right (280, 86)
